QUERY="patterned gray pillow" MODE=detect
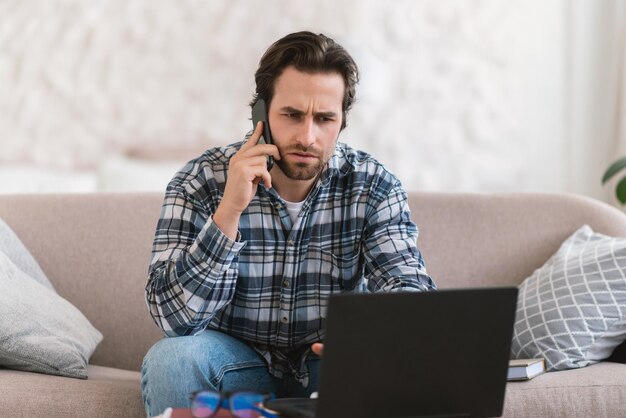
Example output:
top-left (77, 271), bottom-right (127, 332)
top-left (511, 225), bottom-right (626, 371)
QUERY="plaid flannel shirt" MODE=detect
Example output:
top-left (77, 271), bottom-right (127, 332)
top-left (146, 140), bottom-right (435, 384)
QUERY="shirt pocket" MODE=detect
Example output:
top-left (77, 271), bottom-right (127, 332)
top-left (302, 245), bottom-right (363, 293)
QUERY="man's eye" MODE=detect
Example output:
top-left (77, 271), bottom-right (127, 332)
top-left (285, 113), bottom-right (300, 119)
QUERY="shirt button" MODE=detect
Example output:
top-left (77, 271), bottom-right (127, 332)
top-left (274, 203), bottom-right (282, 210)
top-left (281, 316), bottom-right (288, 324)
top-left (283, 280), bottom-right (290, 288)
top-left (287, 240), bottom-right (295, 246)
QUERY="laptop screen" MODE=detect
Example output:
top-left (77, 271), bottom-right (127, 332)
top-left (316, 288), bottom-right (518, 418)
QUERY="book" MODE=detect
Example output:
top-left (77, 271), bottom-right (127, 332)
top-left (507, 358), bottom-right (545, 381)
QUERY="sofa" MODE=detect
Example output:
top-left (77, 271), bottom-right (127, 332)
top-left (0, 191), bottom-right (625, 418)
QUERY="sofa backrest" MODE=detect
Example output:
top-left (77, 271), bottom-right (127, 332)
top-left (0, 193), bottom-right (165, 371)
top-left (1, 191), bottom-right (626, 371)
top-left (409, 192), bottom-right (626, 288)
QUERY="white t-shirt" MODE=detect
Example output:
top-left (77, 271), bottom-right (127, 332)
top-left (283, 199), bottom-right (305, 225)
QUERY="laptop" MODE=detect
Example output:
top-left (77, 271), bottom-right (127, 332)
top-left (267, 287), bottom-right (518, 418)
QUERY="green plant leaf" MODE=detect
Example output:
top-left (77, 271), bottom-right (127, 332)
top-left (602, 157), bottom-right (626, 184)
top-left (616, 177), bottom-right (626, 204)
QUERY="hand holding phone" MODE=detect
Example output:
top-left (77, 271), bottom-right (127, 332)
top-left (251, 99), bottom-right (275, 171)
top-left (214, 116), bottom-right (279, 240)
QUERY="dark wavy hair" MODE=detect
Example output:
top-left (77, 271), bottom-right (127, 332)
top-left (250, 31), bottom-right (359, 130)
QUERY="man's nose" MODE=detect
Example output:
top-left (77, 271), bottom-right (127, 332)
top-left (295, 118), bottom-right (316, 148)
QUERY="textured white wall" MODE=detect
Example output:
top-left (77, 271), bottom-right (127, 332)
top-left (0, 0), bottom-right (569, 193)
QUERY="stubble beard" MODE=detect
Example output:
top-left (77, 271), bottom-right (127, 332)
top-left (275, 145), bottom-right (332, 181)
top-left (275, 157), bottom-right (324, 181)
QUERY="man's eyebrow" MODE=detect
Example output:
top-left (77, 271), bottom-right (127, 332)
top-left (279, 106), bottom-right (304, 114)
top-left (315, 111), bottom-right (339, 118)
top-left (279, 106), bottom-right (339, 117)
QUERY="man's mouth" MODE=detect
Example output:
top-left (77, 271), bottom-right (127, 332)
top-left (288, 152), bottom-right (318, 161)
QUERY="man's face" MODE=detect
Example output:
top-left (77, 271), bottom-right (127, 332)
top-left (268, 66), bottom-right (344, 181)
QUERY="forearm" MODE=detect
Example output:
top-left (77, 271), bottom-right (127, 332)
top-left (366, 246), bottom-right (434, 292)
top-left (364, 184), bottom-right (436, 292)
top-left (146, 217), bottom-right (245, 336)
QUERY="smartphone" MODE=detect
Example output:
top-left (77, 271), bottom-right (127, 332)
top-left (251, 99), bottom-right (274, 171)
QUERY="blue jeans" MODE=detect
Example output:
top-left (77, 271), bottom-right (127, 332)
top-left (141, 330), bottom-right (320, 417)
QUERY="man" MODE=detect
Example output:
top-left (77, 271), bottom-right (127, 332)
top-left (141, 31), bottom-right (435, 416)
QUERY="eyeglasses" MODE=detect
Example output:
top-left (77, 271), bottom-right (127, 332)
top-left (189, 390), bottom-right (278, 418)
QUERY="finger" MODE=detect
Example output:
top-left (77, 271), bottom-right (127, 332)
top-left (244, 144), bottom-right (281, 161)
top-left (242, 121), bottom-right (264, 150)
top-left (311, 343), bottom-right (324, 356)
top-left (236, 155), bottom-right (271, 172)
top-left (240, 159), bottom-right (272, 188)
top-left (266, 144), bottom-right (281, 160)
top-left (243, 161), bottom-right (272, 188)
top-left (262, 171), bottom-right (272, 189)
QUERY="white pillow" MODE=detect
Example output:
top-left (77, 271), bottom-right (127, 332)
top-left (0, 218), bottom-right (53, 290)
top-left (0, 250), bottom-right (102, 379)
top-left (511, 225), bottom-right (626, 371)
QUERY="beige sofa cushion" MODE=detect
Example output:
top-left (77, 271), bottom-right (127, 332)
top-left (503, 362), bottom-right (626, 417)
top-left (0, 366), bottom-right (143, 418)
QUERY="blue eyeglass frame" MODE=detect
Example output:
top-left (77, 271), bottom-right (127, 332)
top-left (189, 390), bottom-right (278, 418)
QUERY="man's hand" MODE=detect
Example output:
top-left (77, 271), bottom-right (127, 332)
top-left (312, 343), bottom-right (324, 356)
top-left (213, 122), bottom-right (280, 239)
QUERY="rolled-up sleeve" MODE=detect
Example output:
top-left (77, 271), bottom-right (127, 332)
top-left (146, 186), bottom-right (246, 336)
